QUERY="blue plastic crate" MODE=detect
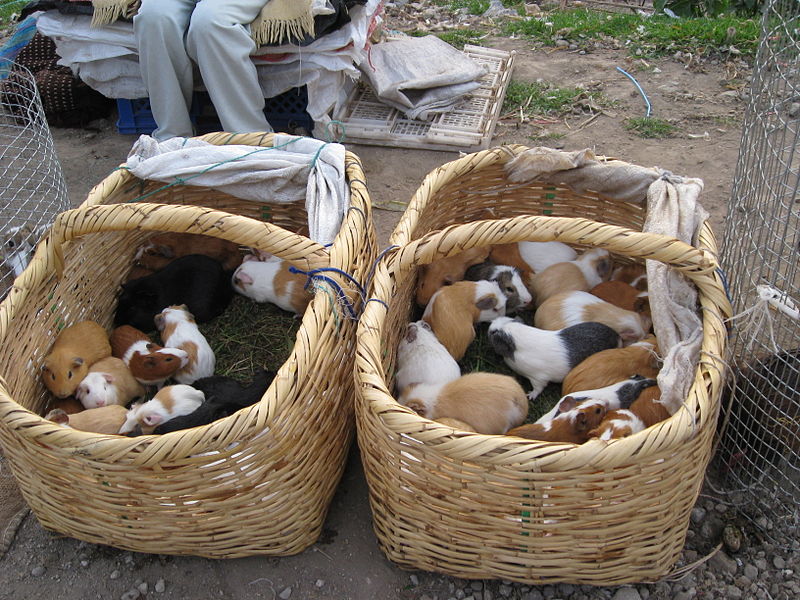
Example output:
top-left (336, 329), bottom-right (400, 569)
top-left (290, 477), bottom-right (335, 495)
top-left (116, 87), bottom-right (313, 135)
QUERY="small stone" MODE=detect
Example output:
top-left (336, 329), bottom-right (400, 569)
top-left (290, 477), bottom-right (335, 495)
top-left (611, 587), bottom-right (642, 600)
top-left (420, 595), bottom-right (433, 600)
top-left (121, 591), bottom-right (140, 600)
top-left (755, 558), bottom-right (767, 570)
top-left (137, 583), bottom-right (148, 595)
top-left (568, 44), bottom-right (578, 51)
top-left (315, 579), bottom-right (324, 588)
top-left (411, 575), bottom-right (420, 586)
top-left (690, 507), bottom-right (706, 524)
top-left (155, 579), bottom-right (166, 593)
top-left (788, 102), bottom-right (800, 118)
top-left (715, 503), bottom-right (728, 514)
top-left (744, 565), bottom-right (758, 580)
top-left (110, 570), bottom-right (121, 580)
top-left (279, 587), bottom-right (292, 600)
top-left (701, 516), bottom-right (725, 540)
top-left (124, 554), bottom-right (134, 564)
top-left (471, 582), bottom-right (484, 591)
top-left (499, 585), bottom-right (512, 597)
top-left (523, 593), bottom-right (543, 600)
top-left (774, 556), bottom-right (786, 569)
top-left (455, 591), bottom-right (465, 600)
top-left (726, 585), bottom-right (743, 599)
top-left (31, 566), bottom-right (45, 577)
top-left (473, 592), bottom-right (483, 600)
top-left (723, 524), bottom-right (743, 553)
top-left (579, 50), bottom-right (586, 55)
top-left (560, 584), bottom-right (575, 596)
top-left (80, 560), bottom-right (90, 568)
top-left (673, 592), bottom-right (693, 600)
top-left (542, 585), bottom-right (556, 598)
top-left (555, 40), bottom-right (569, 48)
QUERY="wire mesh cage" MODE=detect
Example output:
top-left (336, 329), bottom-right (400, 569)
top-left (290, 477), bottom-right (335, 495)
top-left (717, 0), bottom-right (800, 546)
top-left (0, 59), bottom-right (70, 300)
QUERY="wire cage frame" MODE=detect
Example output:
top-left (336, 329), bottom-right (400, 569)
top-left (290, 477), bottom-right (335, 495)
top-left (716, 0), bottom-right (800, 546)
top-left (0, 59), bottom-right (71, 300)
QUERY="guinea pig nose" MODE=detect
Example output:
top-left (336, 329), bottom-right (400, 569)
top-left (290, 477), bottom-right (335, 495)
top-left (96, 400), bottom-right (105, 407)
top-left (235, 271), bottom-right (254, 286)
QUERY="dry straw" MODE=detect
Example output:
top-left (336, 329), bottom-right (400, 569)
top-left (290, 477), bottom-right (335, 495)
top-left (354, 145), bottom-right (730, 584)
top-left (0, 132), bottom-right (375, 558)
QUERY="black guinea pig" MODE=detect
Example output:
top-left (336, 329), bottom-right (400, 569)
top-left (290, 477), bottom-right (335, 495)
top-left (114, 254), bottom-right (234, 331)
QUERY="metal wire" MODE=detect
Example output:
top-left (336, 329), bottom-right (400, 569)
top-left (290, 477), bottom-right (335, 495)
top-left (717, 0), bottom-right (800, 546)
top-left (0, 59), bottom-right (70, 299)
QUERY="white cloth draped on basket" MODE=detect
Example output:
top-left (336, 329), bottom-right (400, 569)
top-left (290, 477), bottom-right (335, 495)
top-left (125, 133), bottom-right (348, 245)
top-left (506, 146), bottom-right (708, 415)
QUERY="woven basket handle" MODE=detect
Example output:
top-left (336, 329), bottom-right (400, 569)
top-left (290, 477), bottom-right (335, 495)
top-left (45, 202), bottom-right (330, 278)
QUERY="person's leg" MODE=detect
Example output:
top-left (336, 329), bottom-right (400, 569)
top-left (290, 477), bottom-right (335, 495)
top-left (186, 0), bottom-right (272, 134)
top-left (134, 0), bottom-right (197, 140)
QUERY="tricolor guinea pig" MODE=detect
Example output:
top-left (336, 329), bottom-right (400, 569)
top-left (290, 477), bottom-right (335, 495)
top-left (529, 247), bottom-right (612, 306)
top-left (464, 262), bottom-right (532, 313)
top-left (415, 247), bottom-right (490, 307)
top-left (110, 325), bottom-right (189, 387)
top-left (119, 384), bottom-right (205, 435)
top-left (231, 251), bottom-right (312, 314)
top-left (395, 320), bottom-right (461, 393)
top-left (133, 232), bottom-right (244, 272)
top-left (46, 405), bottom-right (129, 435)
top-left (154, 305), bottom-right (215, 385)
top-left (41, 321), bottom-right (112, 399)
top-left (534, 290), bottom-right (649, 344)
top-left (488, 316), bottom-right (620, 400)
top-left (398, 372), bottom-right (528, 435)
top-left (611, 263), bottom-right (648, 291)
top-left (589, 385), bottom-right (669, 440)
top-left (422, 280), bottom-right (507, 361)
top-left (75, 356), bottom-right (146, 409)
top-left (489, 241), bottom-right (577, 278)
top-left (506, 398), bottom-right (608, 444)
top-left (561, 334), bottom-right (660, 396)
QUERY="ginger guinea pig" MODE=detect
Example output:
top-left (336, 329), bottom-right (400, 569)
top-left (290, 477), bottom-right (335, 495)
top-left (231, 252), bottom-right (312, 314)
top-left (75, 356), bottom-right (146, 409)
top-left (46, 405), bottom-right (128, 435)
top-left (415, 247), bottom-right (490, 307)
top-left (41, 321), bottom-right (112, 399)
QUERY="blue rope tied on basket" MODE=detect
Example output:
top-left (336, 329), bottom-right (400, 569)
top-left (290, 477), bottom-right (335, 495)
top-left (288, 265), bottom-right (363, 320)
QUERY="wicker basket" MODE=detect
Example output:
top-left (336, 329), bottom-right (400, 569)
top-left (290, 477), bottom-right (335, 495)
top-left (354, 146), bottom-right (731, 584)
top-left (0, 132), bottom-right (375, 558)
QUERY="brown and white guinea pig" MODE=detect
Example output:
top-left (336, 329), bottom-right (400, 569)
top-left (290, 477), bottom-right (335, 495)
top-left (561, 334), bottom-right (660, 396)
top-left (231, 250), bottom-right (313, 314)
top-left (488, 241), bottom-right (577, 278)
top-left (590, 384), bottom-right (670, 440)
top-left (118, 384), bottom-right (205, 435)
top-left (488, 316), bottom-right (620, 400)
top-left (75, 356), bottom-right (146, 409)
top-left (534, 290), bottom-right (650, 345)
top-left (434, 417), bottom-right (478, 432)
top-left (395, 320), bottom-right (461, 393)
top-left (589, 280), bottom-right (651, 326)
top-left (588, 409), bottom-right (646, 440)
top-left (506, 398), bottom-right (608, 444)
top-left (41, 321), bottom-right (112, 399)
top-left (536, 375), bottom-right (658, 425)
top-left (422, 280), bottom-right (507, 361)
top-left (110, 325), bottom-right (189, 387)
top-left (611, 263), bottom-right (648, 291)
top-left (529, 247), bottom-right (612, 306)
top-left (154, 305), bottom-right (215, 385)
top-left (463, 262), bottom-right (533, 313)
top-left (45, 405), bottom-right (128, 435)
top-left (133, 232), bottom-right (244, 272)
top-left (398, 372), bottom-right (527, 435)
top-left (415, 247), bottom-right (490, 307)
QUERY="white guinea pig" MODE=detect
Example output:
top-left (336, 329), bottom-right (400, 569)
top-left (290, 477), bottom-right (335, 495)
top-left (231, 252), bottom-right (312, 314)
top-left (395, 320), bottom-right (461, 393)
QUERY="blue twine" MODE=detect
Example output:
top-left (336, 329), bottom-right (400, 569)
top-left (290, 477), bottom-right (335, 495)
top-left (716, 266), bottom-right (733, 306)
top-left (364, 245), bottom-right (399, 293)
top-left (366, 298), bottom-right (389, 310)
top-left (289, 265), bottom-right (366, 299)
top-left (616, 66), bottom-right (652, 117)
top-left (288, 266), bottom-right (360, 319)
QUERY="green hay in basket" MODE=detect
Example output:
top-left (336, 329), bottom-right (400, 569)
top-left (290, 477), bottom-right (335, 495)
top-left (199, 293), bottom-right (300, 383)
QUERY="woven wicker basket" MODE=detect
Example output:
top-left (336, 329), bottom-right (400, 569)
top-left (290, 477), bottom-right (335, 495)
top-left (354, 145), bottom-right (731, 584)
top-left (0, 132), bottom-right (375, 558)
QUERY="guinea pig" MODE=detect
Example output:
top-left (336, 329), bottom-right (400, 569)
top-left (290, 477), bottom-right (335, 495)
top-left (561, 334), bottom-right (660, 396)
top-left (434, 417), bottom-right (478, 432)
top-left (395, 320), bottom-right (461, 393)
top-left (415, 247), bottom-right (490, 307)
top-left (134, 232), bottom-right (244, 272)
top-left (506, 400), bottom-right (608, 444)
top-left (1, 223), bottom-right (48, 278)
top-left (534, 290), bottom-right (649, 344)
top-left (589, 280), bottom-right (651, 325)
top-left (119, 384), bottom-right (205, 435)
top-left (41, 321), bottom-right (112, 399)
top-left (529, 247), bottom-right (612, 306)
top-left (149, 368), bottom-right (275, 435)
top-left (611, 263), bottom-right (648, 291)
top-left (46, 405), bottom-right (129, 435)
top-left (422, 280), bottom-right (507, 361)
top-left (464, 262), bottom-right (532, 313)
top-left (398, 372), bottom-right (528, 435)
top-left (230, 252), bottom-right (312, 314)
top-left (111, 325), bottom-right (189, 387)
top-left (154, 305), bottom-right (215, 385)
top-left (590, 385), bottom-right (669, 440)
top-left (75, 356), bottom-right (146, 409)
top-left (489, 241), bottom-right (577, 276)
top-left (588, 409), bottom-right (647, 440)
top-left (114, 254), bottom-right (234, 331)
top-left (488, 316), bottom-right (620, 400)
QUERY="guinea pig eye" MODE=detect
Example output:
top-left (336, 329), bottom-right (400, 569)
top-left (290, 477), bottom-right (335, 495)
top-left (51, 373), bottom-right (56, 381)
top-left (67, 371), bottom-right (73, 379)
top-left (165, 357), bottom-right (173, 362)
top-left (594, 407), bottom-right (602, 414)
top-left (505, 286), bottom-right (514, 294)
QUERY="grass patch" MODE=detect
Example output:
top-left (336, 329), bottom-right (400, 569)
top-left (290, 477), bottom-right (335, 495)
top-left (199, 293), bottom-right (299, 383)
top-left (504, 9), bottom-right (759, 57)
top-left (434, 28), bottom-right (485, 49)
top-left (0, 0), bottom-right (24, 26)
top-left (624, 116), bottom-right (678, 138)
top-left (503, 79), bottom-right (605, 117)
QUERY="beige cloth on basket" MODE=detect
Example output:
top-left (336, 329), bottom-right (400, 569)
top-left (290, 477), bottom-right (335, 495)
top-left (506, 147), bottom-right (708, 417)
top-left (89, 0), bottom-right (314, 45)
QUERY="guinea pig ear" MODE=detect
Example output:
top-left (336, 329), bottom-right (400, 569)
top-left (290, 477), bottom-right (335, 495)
top-left (634, 297), bottom-right (649, 314)
top-left (597, 257), bottom-right (612, 279)
top-left (143, 413), bottom-right (163, 426)
top-left (71, 357), bottom-right (84, 368)
top-left (558, 396), bottom-right (578, 413)
top-left (154, 244), bottom-right (174, 258)
top-left (442, 274), bottom-right (455, 285)
top-left (103, 373), bottom-right (114, 384)
top-left (575, 412), bottom-right (588, 430)
top-left (46, 408), bottom-right (69, 425)
top-left (153, 314), bottom-right (165, 331)
top-left (143, 356), bottom-right (157, 367)
top-left (475, 294), bottom-right (497, 311)
top-left (145, 342), bottom-right (156, 351)
top-left (404, 399), bottom-right (427, 417)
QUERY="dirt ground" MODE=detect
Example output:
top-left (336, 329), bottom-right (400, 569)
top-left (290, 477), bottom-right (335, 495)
top-left (2, 39), bottom-right (748, 600)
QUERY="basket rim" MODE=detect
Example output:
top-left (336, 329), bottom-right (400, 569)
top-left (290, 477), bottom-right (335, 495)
top-left (0, 133), bottom-right (371, 459)
top-left (355, 150), bottom-right (731, 471)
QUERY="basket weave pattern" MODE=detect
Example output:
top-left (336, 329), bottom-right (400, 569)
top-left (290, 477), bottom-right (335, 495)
top-left (0, 132), bottom-right (375, 558)
top-left (355, 146), bottom-right (730, 584)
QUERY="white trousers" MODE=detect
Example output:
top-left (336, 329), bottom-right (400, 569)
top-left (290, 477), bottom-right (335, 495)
top-left (134, 0), bottom-right (272, 141)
